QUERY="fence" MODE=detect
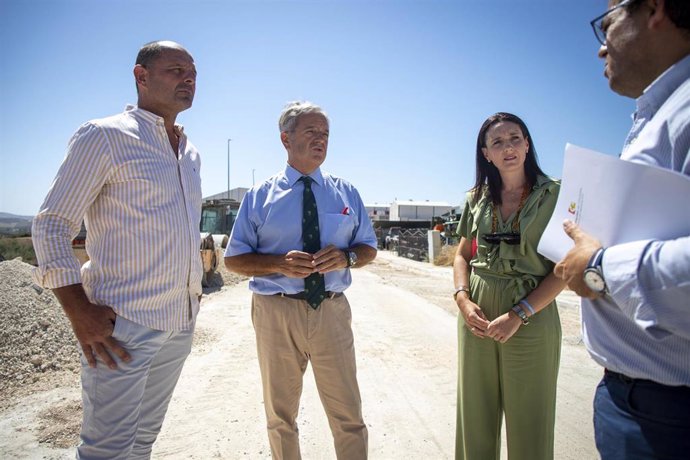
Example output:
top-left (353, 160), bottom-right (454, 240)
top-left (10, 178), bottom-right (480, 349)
top-left (397, 228), bottom-right (428, 262)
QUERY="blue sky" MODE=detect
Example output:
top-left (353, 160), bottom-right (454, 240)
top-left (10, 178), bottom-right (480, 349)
top-left (0, 0), bottom-right (634, 216)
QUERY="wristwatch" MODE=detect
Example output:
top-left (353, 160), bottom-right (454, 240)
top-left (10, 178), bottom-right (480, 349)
top-left (344, 250), bottom-right (358, 268)
top-left (583, 247), bottom-right (607, 294)
top-left (511, 305), bottom-right (530, 325)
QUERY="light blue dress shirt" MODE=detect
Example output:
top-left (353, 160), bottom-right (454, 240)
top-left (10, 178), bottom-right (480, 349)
top-left (582, 54), bottom-right (690, 386)
top-left (226, 164), bottom-right (377, 295)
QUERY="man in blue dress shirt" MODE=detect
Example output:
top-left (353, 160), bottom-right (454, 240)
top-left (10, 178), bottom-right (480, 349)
top-left (225, 101), bottom-right (377, 459)
top-left (555, 1), bottom-right (690, 459)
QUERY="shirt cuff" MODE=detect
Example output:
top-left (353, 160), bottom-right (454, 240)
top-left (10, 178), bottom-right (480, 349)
top-left (32, 265), bottom-right (82, 289)
top-left (603, 239), bottom-right (664, 334)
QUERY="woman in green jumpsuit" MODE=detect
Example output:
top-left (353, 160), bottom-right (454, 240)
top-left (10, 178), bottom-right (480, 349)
top-left (453, 113), bottom-right (565, 460)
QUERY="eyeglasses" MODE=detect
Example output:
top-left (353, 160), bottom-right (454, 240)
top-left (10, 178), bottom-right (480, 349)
top-left (482, 232), bottom-right (521, 246)
top-left (590, 0), bottom-right (634, 46)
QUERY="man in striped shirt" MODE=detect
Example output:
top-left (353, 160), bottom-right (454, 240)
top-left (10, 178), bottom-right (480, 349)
top-left (32, 40), bottom-right (202, 459)
top-left (555, 1), bottom-right (690, 459)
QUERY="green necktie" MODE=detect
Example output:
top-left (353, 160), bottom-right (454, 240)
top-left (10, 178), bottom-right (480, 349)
top-left (300, 176), bottom-right (326, 309)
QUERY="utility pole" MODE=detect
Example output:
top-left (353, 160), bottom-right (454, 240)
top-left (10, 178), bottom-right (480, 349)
top-left (227, 138), bottom-right (231, 200)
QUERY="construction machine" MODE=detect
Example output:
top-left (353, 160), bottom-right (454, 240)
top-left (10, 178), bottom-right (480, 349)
top-left (70, 198), bottom-right (240, 288)
top-left (198, 199), bottom-right (239, 286)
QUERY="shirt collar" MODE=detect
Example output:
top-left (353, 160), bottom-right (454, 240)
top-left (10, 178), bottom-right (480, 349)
top-left (534, 174), bottom-right (557, 189)
top-left (635, 54), bottom-right (690, 119)
top-left (284, 164), bottom-right (324, 187)
top-left (124, 104), bottom-right (185, 135)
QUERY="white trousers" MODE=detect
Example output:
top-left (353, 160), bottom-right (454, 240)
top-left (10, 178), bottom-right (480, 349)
top-left (76, 315), bottom-right (194, 460)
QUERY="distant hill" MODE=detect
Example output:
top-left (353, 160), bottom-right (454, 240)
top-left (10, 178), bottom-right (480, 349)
top-left (0, 213), bottom-right (34, 236)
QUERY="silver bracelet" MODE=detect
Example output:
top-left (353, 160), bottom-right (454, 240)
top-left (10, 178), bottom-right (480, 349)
top-left (453, 286), bottom-right (470, 300)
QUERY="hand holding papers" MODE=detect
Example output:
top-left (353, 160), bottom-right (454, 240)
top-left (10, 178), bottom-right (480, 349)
top-left (538, 143), bottom-right (690, 262)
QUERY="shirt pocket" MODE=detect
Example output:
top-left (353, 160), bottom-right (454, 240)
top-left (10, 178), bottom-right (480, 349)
top-left (110, 157), bottom-right (180, 206)
top-left (320, 213), bottom-right (356, 248)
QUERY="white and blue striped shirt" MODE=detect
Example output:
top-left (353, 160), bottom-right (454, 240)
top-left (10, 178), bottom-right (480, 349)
top-left (582, 55), bottom-right (690, 386)
top-left (32, 105), bottom-right (203, 331)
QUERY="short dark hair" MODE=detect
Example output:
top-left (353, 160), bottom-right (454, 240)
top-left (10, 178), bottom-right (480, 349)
top-left (136, 41), bottom-right (170, 68)
top-left (624, 0), bottom-right (690, 32)
top-left (471, 112), bottom-right (547, 206)
top-left (662, 0), bottom-right (690, 31)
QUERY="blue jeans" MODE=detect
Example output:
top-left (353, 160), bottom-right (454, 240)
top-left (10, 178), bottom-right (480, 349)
top-left (593, 370), bottom-right (690, 460)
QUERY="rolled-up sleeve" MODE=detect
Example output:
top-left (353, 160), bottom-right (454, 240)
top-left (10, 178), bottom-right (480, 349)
top-left (225, 192), bottom-right (258, 257)
top-left (32, 123), bottom-right (112, 288)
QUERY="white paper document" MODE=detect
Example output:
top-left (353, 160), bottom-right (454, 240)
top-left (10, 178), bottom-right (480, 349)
top-left (537, 143), bottom-right (690, 262)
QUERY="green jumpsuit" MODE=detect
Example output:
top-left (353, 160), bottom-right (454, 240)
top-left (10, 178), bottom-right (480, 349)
top-left (455, 176), bottom-right (561, 460)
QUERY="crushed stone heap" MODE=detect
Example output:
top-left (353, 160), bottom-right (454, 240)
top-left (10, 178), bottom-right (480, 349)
top-left (0, 258), bottom-right (79, 393)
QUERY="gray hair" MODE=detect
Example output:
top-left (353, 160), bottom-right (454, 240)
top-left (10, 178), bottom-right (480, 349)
top-left (278, 101), bottom-right (329, 133)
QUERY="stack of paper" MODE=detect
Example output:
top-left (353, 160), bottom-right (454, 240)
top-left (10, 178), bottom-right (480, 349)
top-left (538, 143), bottom-right (690, 262)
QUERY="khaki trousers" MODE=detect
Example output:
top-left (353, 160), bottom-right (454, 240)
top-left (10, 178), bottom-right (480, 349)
top-left (252, 293), bottom-right (368, 460)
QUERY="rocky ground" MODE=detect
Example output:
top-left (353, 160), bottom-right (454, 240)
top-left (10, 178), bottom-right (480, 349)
top-left (0, 259), bottom-right (80, 407)
top-left (0, 250), bottom-right (245, 451)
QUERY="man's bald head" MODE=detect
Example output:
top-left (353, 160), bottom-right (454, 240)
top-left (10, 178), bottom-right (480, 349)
top-left (135, 40), bottom-right (190, 68)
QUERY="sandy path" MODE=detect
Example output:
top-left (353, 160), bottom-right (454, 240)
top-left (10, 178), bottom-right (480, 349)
top-left (153, 265), bottom-right (458, 458)
top-left (1, 251), bottom-right (602, 459)
top-left (154, 251), bottom-right (600, 459)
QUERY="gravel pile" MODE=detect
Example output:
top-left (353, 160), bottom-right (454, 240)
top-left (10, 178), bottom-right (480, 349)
top-left (0, 258), bottom-right (80, 394)
top-left (0, 254), bottom-right (246, 397)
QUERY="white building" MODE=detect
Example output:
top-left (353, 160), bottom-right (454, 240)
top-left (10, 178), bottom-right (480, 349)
top-left (389, 200), bottom-right (453, 221)
top-left (365, 203), bottom-right (391, 221)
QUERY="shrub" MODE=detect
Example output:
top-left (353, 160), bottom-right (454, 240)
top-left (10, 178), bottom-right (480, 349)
top-left (433, 244), bottom-right (458, 266)
top-left (0, 237), bottom-right (37, 265)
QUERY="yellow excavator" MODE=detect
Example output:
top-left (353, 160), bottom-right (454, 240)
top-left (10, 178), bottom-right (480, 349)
top-left (72, 198), bottom-right (240, 287)
top-left (198, 199), bottom-right (238, 286)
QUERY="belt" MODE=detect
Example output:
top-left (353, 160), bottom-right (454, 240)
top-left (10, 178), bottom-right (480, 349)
top-left (604, 369), bottom-right (690, 396)
top-left (275, 291), bottom-right (343, 300)
top-left (604, 369), bottom-right (690, 390)
top-left (604, 369), bottom-right (648, 384)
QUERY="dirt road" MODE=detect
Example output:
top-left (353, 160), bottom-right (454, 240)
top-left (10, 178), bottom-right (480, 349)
top-left (0, 251), bottom-right (601, 459)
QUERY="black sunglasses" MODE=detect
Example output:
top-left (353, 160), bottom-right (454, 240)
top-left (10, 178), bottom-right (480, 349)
top-left (590, 0), bottom-right (634, 46)
top-left (483, 232), bottom-right (521, 245)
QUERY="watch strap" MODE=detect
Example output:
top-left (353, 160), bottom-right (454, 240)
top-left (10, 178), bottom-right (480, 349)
top-left (511, 305), bottom-right (530, 325)
top-left (588, 247), bottom-right (605, 271)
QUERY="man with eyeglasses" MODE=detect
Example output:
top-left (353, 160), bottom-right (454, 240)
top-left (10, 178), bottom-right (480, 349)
top-left (555, 1), bottom-right (690, 459)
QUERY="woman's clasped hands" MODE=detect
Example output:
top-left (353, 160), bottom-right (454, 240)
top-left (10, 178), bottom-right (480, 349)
top-left (485, 312), bottom-right (521, 344)
top-left (459, 300), bottom-right (520, 343)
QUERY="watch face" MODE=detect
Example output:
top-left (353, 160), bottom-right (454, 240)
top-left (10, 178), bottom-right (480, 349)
top-left (349, 251), bottom-right (357, 266)
top-left (584, 269), bottom-right (606, 293)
